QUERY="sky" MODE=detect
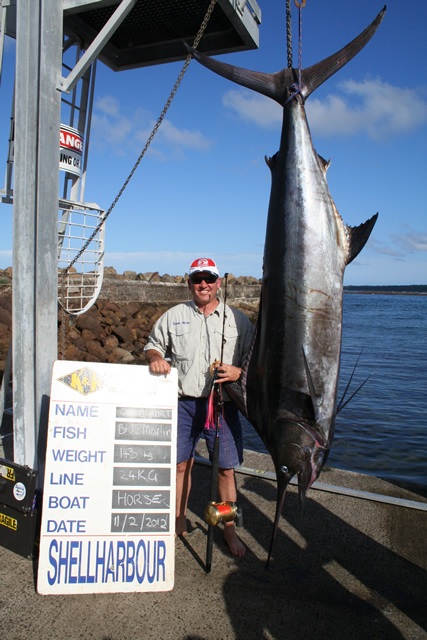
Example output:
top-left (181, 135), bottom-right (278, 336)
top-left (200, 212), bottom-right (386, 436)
top-left (0, 0), bottom-right (426, 285)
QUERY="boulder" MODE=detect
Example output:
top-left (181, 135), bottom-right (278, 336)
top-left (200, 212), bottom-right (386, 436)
top-left (0, 307), bottom-right (12, 330)
top-left (104, 266), bottom-right (117, 278)
top-left (85, 340), bottom-right (108, 360)
top-left (111, 325), bottom-right (134, 344)
top-left (110, 347), bottom-right (135, 364)
top-left (75, 314), bottom-right (101, 333)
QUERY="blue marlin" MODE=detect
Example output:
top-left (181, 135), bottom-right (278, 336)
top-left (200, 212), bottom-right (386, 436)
top-left (188, 6), bottom-right (386, 561)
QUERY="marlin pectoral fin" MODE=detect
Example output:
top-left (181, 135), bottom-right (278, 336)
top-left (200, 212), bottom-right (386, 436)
top-left (302, 347), bottom-right (319, 421)
top-left (300, 7), bottom-right (386, 101)
top-left (346, 212), bottom-right (378, 265)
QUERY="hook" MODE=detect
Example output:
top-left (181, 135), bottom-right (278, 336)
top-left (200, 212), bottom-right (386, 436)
top-left (294, 0), bottom-right (306, 7)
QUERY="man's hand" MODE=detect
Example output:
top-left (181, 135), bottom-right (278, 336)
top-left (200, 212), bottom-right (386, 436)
top-left (213, 362), bottom-right (241, 384)
top-left (145, 350), bottom-right (171, 375)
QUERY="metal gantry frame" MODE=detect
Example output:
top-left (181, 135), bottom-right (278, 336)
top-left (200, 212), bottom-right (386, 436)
top-left (0, 0), bottom-right (261, 474)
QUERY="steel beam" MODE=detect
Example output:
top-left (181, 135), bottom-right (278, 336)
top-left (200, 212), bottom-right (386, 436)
top-left (13, 0), bottom-right (62, 469)
top-left (57, 0), bottom-right (136, 94)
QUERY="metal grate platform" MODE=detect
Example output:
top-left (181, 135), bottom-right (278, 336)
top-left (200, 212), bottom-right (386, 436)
top-left (64, 0), bottom-right (261, 71)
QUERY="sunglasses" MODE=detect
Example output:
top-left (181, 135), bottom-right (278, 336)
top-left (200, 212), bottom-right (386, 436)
top-left (190, 274), bottom-right (218, 285)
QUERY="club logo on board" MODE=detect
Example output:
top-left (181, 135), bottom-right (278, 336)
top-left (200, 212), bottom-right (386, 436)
top-left (58, 367), bottom-right (103, 396)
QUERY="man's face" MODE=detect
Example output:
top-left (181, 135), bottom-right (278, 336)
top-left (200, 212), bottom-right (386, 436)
top-left (188, 271), bottom-right (221, 308)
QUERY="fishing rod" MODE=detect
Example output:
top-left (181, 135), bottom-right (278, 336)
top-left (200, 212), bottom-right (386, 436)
top-left (205, 273), bottom-right (242, 572)
top-left (205, 272), bottom-right (228, 573)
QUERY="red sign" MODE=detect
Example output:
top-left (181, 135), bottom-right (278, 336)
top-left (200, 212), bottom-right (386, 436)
top-left (59, 124), bottom-right (84, 177)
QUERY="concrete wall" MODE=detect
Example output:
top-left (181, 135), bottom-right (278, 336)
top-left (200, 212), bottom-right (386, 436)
top-left (99, 279), bottom-right (262, 306)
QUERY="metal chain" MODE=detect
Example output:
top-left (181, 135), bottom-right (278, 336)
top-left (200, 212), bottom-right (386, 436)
top-left (286, 0), bottom-right (293, 68)
top-left (59, 0), bottom-right (218, 358)
top-left (298, 0), bottom-right (303, 89)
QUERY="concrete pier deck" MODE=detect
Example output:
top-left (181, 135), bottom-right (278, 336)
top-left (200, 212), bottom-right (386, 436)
top-left (1, 446), bottom-right (426, 640)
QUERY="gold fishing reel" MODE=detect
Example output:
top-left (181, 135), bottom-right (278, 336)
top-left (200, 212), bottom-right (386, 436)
top-left (209, 359), bottom-right (221, 378)
top-left (204, 501), bottom-right (242, 527)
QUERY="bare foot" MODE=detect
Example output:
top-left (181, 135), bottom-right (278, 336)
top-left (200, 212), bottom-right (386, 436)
top-left (224, 524), bottom-right (246, 557)
top-left (176, 515), bottom-right (188, 537)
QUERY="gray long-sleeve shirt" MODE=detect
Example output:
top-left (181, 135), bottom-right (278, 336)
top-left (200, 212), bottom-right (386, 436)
top-left (144, 299), bottom-right (254, 398)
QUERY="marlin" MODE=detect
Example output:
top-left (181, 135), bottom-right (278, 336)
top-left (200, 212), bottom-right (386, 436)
top-left (188, 6), bottom-right (386, 561)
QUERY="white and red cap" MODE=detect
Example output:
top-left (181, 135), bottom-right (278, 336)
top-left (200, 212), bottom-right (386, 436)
top-left (189, 257), bottom-right (219, 278)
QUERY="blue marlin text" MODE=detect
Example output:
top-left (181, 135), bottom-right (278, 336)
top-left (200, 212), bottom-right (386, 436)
top-left (47, 539), bottom-right (167, 585)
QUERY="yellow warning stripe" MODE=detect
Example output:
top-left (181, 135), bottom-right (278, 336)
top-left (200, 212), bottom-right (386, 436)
top-left (0, 464), bottom-right (15, 481)
top-left (0, 512), bottom-right (17, 531)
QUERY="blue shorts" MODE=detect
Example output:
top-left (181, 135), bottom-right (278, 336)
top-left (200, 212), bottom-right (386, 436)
top-left (177, 397), bottom-right (243, 469)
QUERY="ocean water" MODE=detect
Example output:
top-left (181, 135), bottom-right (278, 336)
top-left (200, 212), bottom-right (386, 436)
top-left (240, 293), bottom-right (427, 488)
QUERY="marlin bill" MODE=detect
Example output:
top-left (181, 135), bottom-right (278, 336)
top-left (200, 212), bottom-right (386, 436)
top-left (187, 6), bottom-right (386, 562)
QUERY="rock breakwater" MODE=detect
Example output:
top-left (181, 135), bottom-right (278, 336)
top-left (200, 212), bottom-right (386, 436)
top-left (0, 267), bottom-right (259, 378)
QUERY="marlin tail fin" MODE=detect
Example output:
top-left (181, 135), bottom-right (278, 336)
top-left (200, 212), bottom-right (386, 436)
top-left (185, 7), bottom-right (386, 106)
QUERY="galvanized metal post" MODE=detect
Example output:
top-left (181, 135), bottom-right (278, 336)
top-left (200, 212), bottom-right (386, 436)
top-left (13, 0), bottom-right (62, 469)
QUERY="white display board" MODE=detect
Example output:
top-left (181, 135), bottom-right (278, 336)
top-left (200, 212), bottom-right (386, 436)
top-left (37, 361), bottom-right (177, 595)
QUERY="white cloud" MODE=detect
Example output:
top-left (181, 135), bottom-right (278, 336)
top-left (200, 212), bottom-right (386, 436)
top-left (368, 229), bottom-right (427, 260)
top-left (95, 96), bottom-right (121, 117)
top-left (222, 89), bottom-right (281, 128)
top-left (221, 79), bottom-right (427, 139)
top-left (391, 231), bottom-right (427, 253)
top-left (92, 96), bottom-right (213, 156)
top-left (368, 237), bottom-right (405, 259)
top-left (92, 113), bottom-right (133, 146)
top-left (307, 78), bottom-right (427, 139)
top-left (156, 120), bottom-right (213, 151)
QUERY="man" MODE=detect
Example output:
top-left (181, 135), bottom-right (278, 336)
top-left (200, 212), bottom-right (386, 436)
top-left (144, 258), bottom-right (254, 557)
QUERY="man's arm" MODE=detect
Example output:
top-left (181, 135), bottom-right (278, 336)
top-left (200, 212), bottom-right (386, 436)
top-left (145, 349), bottom-right (171, 375)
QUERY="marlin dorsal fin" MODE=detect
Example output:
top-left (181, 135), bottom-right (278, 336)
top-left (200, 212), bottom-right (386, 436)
top-left (346, 213), bottom-right (378, 265)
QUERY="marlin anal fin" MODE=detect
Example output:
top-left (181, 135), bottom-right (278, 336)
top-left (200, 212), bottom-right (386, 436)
top-left (223, 318), bottom-right (259, 419)
top-left (302, 347), bottom-right (320, 421)
top-left (224, 380), bottom-right (248, 418)
top-left (185, 7), bottom-right (386, 106)
top-left (346, 212), bottom-right (378, 265)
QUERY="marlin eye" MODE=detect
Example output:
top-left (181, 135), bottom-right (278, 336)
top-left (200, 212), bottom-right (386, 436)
top-left (280, 465), bottom-right (289, 474)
